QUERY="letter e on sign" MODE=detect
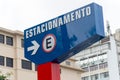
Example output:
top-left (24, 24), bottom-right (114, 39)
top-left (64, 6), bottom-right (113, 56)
top-left (42, 34), bottom-right (56, 53)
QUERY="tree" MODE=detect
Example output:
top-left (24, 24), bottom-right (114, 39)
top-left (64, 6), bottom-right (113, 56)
top-left (0, 74), bottom-right (6, 80)
top-left (0, 71), bottom-right (12, 80)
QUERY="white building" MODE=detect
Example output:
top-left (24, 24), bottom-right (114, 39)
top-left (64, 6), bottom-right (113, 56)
top-left (74, 28), bottom-right (120, 80)
top-left (0, 27), bottom-right (84, 80)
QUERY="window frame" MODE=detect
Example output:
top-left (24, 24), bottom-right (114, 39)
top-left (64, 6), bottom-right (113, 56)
top-left (21, 59), bottom-right (32, 70)
top-left (6, 36), bottom-right (13, 46)
top-left (0, 34), bottom-right (4, 44)
top-left (0, 55), bottom-right (5, 66)
top-left (21, 39), bottom-right (24, 48)
top-left (65, 61), bottom-right (71, 65)
top-left (6, 57), bottom-right (13, 67)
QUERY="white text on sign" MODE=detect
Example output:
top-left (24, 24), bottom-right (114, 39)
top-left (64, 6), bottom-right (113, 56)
top-left (25, 6), bottom-right (91, 39)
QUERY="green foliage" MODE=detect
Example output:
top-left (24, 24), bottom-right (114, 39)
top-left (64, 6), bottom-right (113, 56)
top-left (0, 71), bottom-right (12, 80)
top-left (0, 74), bottom-right (6, 80)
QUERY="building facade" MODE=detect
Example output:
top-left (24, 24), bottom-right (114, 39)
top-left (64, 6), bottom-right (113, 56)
top-left (0, 27), bottom-right (84, 80)
top-left (74, 28), bottom-right (120, 80)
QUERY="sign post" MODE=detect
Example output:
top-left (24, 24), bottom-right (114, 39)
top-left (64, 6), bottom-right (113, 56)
top-left (37, 62), bottom-right (60, 80)
top-left (24, 3), bottom-right (105, 80)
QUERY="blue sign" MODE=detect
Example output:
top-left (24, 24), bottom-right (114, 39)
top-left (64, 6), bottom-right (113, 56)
top-left (24, 3), bottom-right (105, 65)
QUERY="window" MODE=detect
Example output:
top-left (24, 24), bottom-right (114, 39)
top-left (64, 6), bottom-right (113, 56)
top-left (65, 61), bottom-right (71, 65)
top-left (0, 56), bottom-right (4, 66)
top-left (90, 65), bottom-right (98, 71)
top-left (22, 60), bottom-right (32, 70)
top-left (6, 57), bottom-right (13, 67)
top-left (82, 67), bottom-right (89, 72)
top-left (0, 34), bottom-right (4, 43)
top-left (98, 53), bottom-right (106, 60)
top-left (6, 36), bottom-right (13, 46)
top-left (35, 64), bottom-right (37, 71)
top-left (99, 62), bottom-right (108, 69)
top-left (91, 74), bottom-right (98, 80)
top-left (21, 39), bottom-right (24, 48)
top-left (82, 76), bottom-right (89, 80)
top-left (100, 72), bottom-right (109, 78)
top-left (101, 37), bottom-right (110, 43)
top-left (80, 58), bottom-right (88, 66)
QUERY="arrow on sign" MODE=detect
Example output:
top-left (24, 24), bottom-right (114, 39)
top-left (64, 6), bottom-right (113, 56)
top-left (27, 40), bottom-right (40, 55)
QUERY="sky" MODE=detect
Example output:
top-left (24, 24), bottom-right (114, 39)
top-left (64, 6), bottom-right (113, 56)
top-left (0, 0), bottom-right (120, 33)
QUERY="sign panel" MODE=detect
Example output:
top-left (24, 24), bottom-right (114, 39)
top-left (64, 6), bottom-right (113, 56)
top-left (24, 3), bottom-right (105, 65)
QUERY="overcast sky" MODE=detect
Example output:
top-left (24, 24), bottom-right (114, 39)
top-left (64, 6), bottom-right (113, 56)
top-left (0, 0), bottom-right (120, 33)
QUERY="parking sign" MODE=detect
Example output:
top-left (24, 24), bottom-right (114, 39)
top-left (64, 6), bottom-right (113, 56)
top-left (24, 3), bottom-right (105, 65)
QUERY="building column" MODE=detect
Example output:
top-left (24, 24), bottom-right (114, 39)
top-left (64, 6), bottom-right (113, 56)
top-left (108, 36), bottom-right (120, 80)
